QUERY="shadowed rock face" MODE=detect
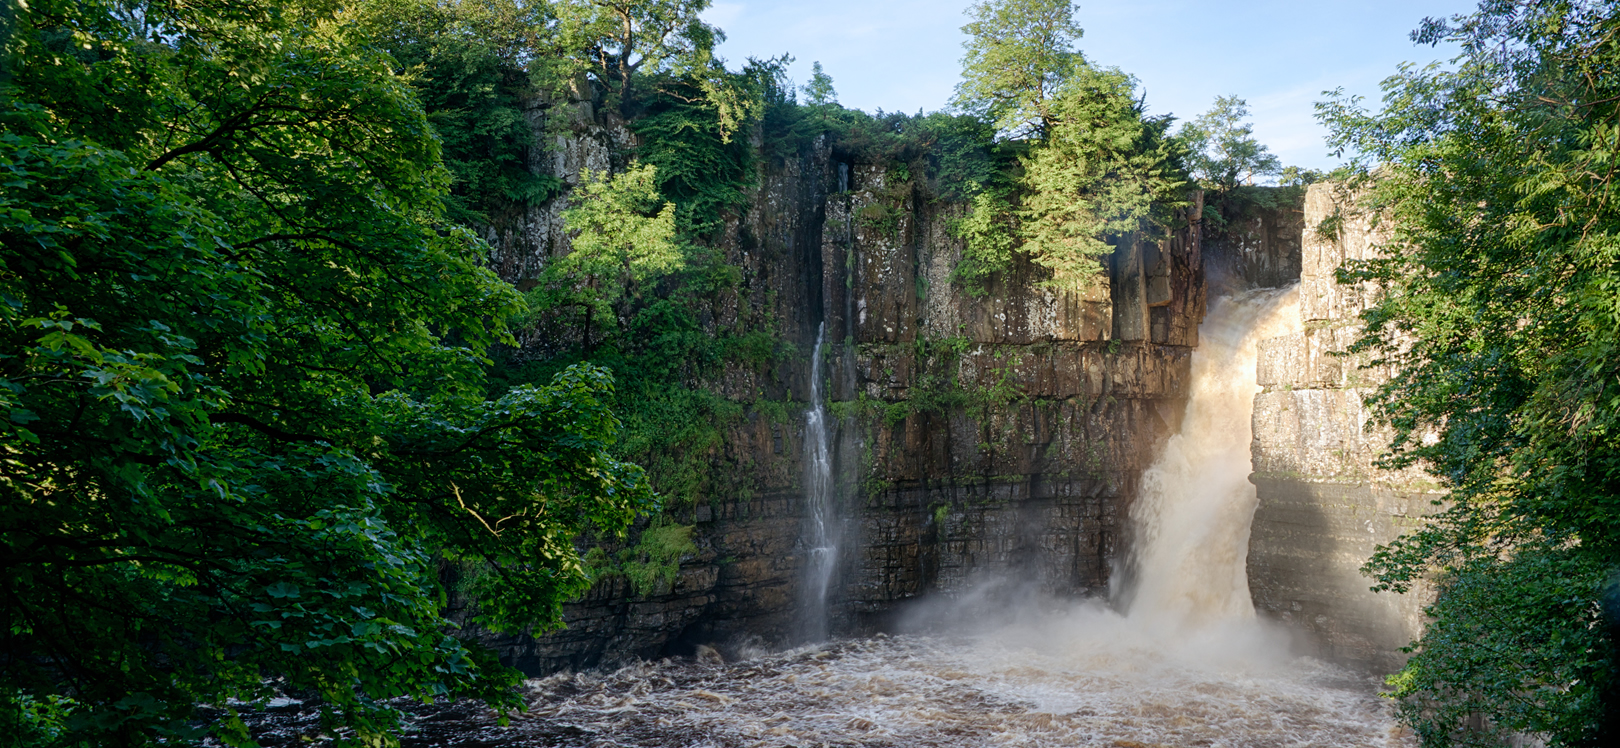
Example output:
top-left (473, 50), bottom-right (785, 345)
top-left (1202, 191), bottom-right (1305, 292)
top-left (1246, 183), bottom-right (1440, 674)
top-left (465, 108), bottom-right (1212, 674)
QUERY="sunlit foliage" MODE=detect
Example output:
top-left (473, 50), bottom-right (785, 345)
top-left (0, 1), bottom-right (653, 744)
top-left (1320, 1), bottom-right (1620, 743)
top-left (952, 0), bottom-right (1083, 139)
top-left (1178, 95), bottom-right (1282, 191)
top-left (947, 0), bottom-right (1188, 294)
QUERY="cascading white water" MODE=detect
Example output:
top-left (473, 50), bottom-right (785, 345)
top-left (801, 322), bottom-right (837, 641)
top-left (502, 286), bottom-right (1412, 747)
top-left (1124, 286), bottom-right (1301, 629)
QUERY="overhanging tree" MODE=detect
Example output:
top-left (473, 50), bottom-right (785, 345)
top-left (1018, 65), bottom-right (1187, 293)
top-left (1318, 1), bottom-right (1620, 744)
top-left (0, 1), bottom-right (653, 745)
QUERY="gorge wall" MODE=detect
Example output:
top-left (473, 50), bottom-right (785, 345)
top-left (1246, 182), bottom-right (1440, 673)
top-left (1201, 190), bottom-right (1304, 292)
top-left (465, 101), bottom-right (1427, 677)
top-left (468, 103), bottom-right (1211, 673)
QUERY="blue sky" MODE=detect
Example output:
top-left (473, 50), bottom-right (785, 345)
top-left (701, 0), bottom-right (1480, 172)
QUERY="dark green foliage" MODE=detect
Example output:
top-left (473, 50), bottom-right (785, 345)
top-left (831, 335), bottom-right (1021, 433)
top-left (492, 293), bottom-right (779, 508)
top-left (490, 57), bottom-right (788, 509)
top-left (1384, 548), bottom-right (1612, 747)
top-left (922, 113), bottom-right (1004, 201)
top-left (1203, 184), bottom-right (1307, 231)
top-left (630, 74), bottom-right (759, 238)
top-left (857, 203), bottom-right (901, 238)
top-left (359, 0), bottom-right (562, 225)
top-left (586, 520), bottom-right (699, 595)
top-left (757, 63), bottom-right (1004, 187)
top-left (1317, 1), bottom-right (1620, 743)
top-left (0, 2), bottom-right (652, 745)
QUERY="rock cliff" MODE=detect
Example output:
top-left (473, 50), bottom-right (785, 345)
top-left (1246, 183), bottom-right (1440, 673)
top-left (470, 106), bottom-right (1210, 673)
top-left (1201, 190), bottom-right (1304, 291)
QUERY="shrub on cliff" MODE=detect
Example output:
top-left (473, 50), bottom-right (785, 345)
top-left (0, 1), bottom-right (653, 744)
top-left (1321, 1), bottom-right (1620, 744)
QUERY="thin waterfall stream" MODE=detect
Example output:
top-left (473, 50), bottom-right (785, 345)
top-left (801, 321), bottom-right (838, 642)
top-left (249, 290), bottom-right (1413, 747)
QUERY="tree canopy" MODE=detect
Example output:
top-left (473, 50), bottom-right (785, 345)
top-left (521, 164), bottom-right (682, 351)
top-left (1178, 95), bottom-right (1282, 191)
top-left (0, 1), bottom-right (653, 745)
top-left (952, 0), bottom-right (1083, 140)
top-left (1319, 1), bottom-right (1620, 744)
top-left (948, 0), bottom-right (1187, 295)
top-left (354, 0), bottom-right (564, 225)
top-left (549, 0), bottom-right (722, 102)
top-left (1017, 65), bottom-right (1187, 292)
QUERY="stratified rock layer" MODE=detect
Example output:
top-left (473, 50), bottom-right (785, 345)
top-left (471, 110), bottom-right (1208, 673)
top-left (1246, 183), bottom-right (1440, 674)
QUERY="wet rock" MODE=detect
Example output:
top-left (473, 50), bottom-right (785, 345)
top-left (1203, 189), bottom-right (1305, 291)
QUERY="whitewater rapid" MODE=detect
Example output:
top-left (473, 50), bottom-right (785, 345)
top-left (487, 287), bottom-right (1413, 747)
top-left (227, 290), bottom-right (1414, 747)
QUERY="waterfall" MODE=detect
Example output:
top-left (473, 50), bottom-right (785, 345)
top-left (502, 286), bottom-right (1409, 746)
top-left (1122, 286), bottom-right (1301, 629)
top-left (800, 322), bottom-right (838, 641)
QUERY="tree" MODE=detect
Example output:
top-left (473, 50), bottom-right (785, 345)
top-left (355, 0), bottom-right (564, 225)
top-left (548, 0), bottom-right (722, 104)
top-left (946, 0), bottom-right (1187, 293)
top-left (1178, 95), bottom-right (1281, 191)
top-left (0, 1), bottom-right (653, 745)
top-left (950, 54), bottom-right (1188, 294)
top-left (1318, 1), bottom-right (1620, 744)
top-left (802, 60), bottom-right (837, 105)
top-left (523, 164), bottom-right (682, 350)
top-left (1017, 65), bottom-right (1187, 293)
top-left (952, 0), bottom-right (1083, 139)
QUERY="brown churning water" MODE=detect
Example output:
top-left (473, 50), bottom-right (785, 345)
top-left (509, 287), bottom-right (1413, 747)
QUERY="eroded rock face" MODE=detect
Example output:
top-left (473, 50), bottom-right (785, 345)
top-left (1246, 183), bottom-right (1439, 674)
top-left (469, 111), bottom-right (1208, 673)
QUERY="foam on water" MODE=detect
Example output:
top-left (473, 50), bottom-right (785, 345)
top-left (516, 632), bottom-right (1408, 747)
top-left (504, 288), bottom-right (1414, 747)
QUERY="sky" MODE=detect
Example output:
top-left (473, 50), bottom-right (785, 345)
top-left (700, 0), bottom-right (1481, 172)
